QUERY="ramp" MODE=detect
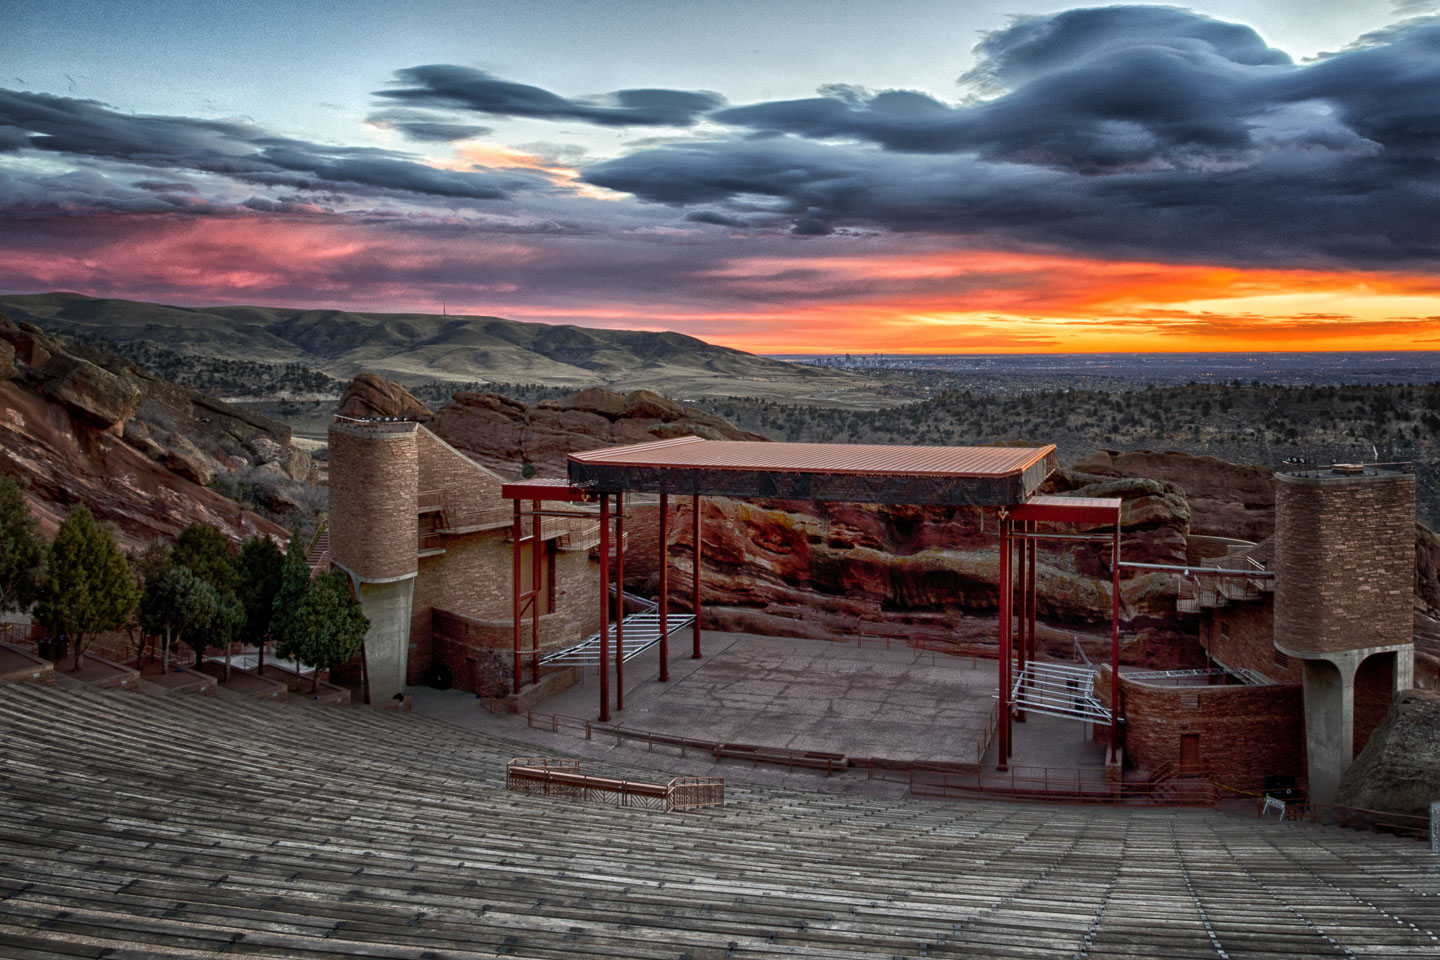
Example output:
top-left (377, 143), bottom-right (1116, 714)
top-left (1011, 661), bottom-right (1112, 723)
top-left (540, 612), bottom-right (696, 667)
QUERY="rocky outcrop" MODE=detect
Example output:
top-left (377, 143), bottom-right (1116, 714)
top-left (0, 379), bottom-right (285, 549)
top-left (0, 309), bottom-right (310, 545)
top-left (624, 466), bottom-right (1196, 664)
top-left (35, 353), bottom-right (142, 431)
top-left (337, 372), bottom-right (432, 422)
top-left (1334, 689), bottom-right (1440, 818)
top-left (428, 385), bottom-right (764, 477)
top-left (1074, 449), bottom-right (1274, 541)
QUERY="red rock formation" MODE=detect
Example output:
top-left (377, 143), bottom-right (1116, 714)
top-left (0, 310), bottom-right (296, 549)
top-left (429, 386), bottom-right (764, 477)
top-left (0, 379), bottom-right (285, 549)
top-left (1073, 449), bottom-right (1274, 540)
top-left (337, 373), bottom-right (433, 422)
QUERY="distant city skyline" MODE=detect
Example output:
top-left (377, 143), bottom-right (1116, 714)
top-left (2, 0), bottom-right (1439, 354)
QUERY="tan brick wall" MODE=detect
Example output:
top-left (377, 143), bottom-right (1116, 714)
top-left (1201, 596), bottom-right (1301, 683)
top-left (328, 423), bottom-right (419, 581)
top-left (1098, 666), bottom-right (1306, 789)
top-left (395, 427), bottom-right (603, 684)
top-left (330, 422), bottom-right (607, 687)
top-left (1274, 471), bottom-right (1414, 655)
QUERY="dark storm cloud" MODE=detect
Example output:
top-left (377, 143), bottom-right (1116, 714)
top-left (376, 65), bottom-right (724, 127)
top-left (588, 8), bottom-right (1440, 268)
top-left (713, 6), bottom-right (1300, 170)
top-left (0, 88), bottom-right (540, 204)
top-left (365, 108), bottom-right (492, 142)
top-left (685, 210), bottom-right (749, 228)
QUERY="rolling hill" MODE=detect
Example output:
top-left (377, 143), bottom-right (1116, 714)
top-left (0, 292), bottom-right (853, 397)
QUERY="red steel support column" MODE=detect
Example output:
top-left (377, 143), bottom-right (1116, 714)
top-left (615, 492), bottom-right (625, 711)
top-left (692, 493), bottom-right (703, 659)
top-left (1016, 519), bottom-right (1028, 723)
top-left (1110, 518), bottom-right (1121, 762)
top-left (998, 511), bottom-right (1012, 770)
top-left (511, 498), bottom-right (522, 696)
top-left (1027, 523), bottom-right (1037, 664)
top-left (658, 492), bottom-right (669, 682)
top-left (531, 499), bottom-right (541, 687)
top-left (598, 494), bottom-right (611, 722)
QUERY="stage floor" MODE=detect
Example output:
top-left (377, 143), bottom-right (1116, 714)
top-left (532, 630), bottom-right (999, 765)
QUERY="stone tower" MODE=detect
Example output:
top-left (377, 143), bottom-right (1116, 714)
top-left (1273, 463), bottom-right (1415, 804)
top-left (328, 420), bottom-right (420, 702)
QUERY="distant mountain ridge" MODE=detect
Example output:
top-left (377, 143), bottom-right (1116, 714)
top-left (0, 292), bottom-right (851, 396)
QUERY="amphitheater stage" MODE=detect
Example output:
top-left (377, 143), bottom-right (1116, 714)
top-left (433, 630), bottom-right (1013, 767)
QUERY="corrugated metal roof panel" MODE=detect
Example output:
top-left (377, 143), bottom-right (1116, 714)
top-left (571, 439), bottom-right (1055, 479)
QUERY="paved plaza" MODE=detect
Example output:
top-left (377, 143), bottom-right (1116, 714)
top-left (417, 629), bottom-right (1023, 766)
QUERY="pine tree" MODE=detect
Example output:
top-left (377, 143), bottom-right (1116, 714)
top-left (139, 565), bottom-right (214, 673)
top-left (171, 523), bottom-right (238, 596)
top-left (236, 536), bottom-right (285, 669)
top-left (0, 473), bottom-right (45, 614)
top-left (36, 506), bottom-right (140, 669)
top-left (274, 570), bottom-right (369, 694)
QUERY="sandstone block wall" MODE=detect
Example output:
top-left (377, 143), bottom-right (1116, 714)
top-left (1200, 597), bottom-right (1300, 683)
top-left (1274, 471), bottom-right (1414, 656)
top-left (1099, 667), bottom-right (1306, 789)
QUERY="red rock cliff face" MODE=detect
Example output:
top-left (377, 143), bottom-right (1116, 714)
top-left (0, 312), bottom-right (291, 549)
top-left (337, 377), bottom-right (764, 479)
top-left (621, 469), bottom-right (1198, 666)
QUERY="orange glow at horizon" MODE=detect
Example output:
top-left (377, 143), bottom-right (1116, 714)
top-left (4, 216), bottom-right (1440, 354)
top-left (676, 250), bottom-right (1440, 354)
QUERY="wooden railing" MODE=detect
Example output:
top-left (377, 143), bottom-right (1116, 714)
top-left (505, 757), bottom-right (723, 812)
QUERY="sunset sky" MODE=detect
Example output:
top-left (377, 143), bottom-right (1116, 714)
top-left (2, 0), bottom-right (1439, 354)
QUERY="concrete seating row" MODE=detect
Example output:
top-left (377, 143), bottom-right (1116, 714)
top-left (0, 682), bottom-right (1435, 959)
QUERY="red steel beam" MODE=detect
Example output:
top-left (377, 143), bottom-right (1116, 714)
top-left (692, 493), bottom-right (703, 659)
top-left (531, 499), bottom-right (541, 687)
top-left (1110, 518), bottom-right (1121, 763)
top-left (1015, 518), bottom-right (1027, 724)
top-left (998, 511), bottom-right (1012, 770)
top-left (1009, 496), bottom-right (1121, 526)
top-left (616, 492), bottom-right (625, 711)
top-left (511, 499), bottom-right (522, 696)
top-left (598, 494), bottom-right (611, 722)
top-left (658, 492), bottom-right (669, 682)
top-left (1027, 523), bottom-right (1037, 668)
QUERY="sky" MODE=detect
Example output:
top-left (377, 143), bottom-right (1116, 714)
top-left (1, 0), bottom-right (1439, 354)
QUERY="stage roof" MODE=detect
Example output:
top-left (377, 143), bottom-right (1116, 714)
top-left (566, 437), bottom-right (1059, 506)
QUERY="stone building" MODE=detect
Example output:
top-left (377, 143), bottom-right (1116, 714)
top-left (1121, 462), bottom-right (1416, 802)
top-left (328, 419), bottom-right (603, 702)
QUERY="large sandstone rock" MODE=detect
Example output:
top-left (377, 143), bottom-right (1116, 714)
top-left (640, 472), bottom-right (1193, 659)
top-left (0, 340), bottom-right (15, 380)
top-left (338, 373), bottom-right (432, 422)
top-left (430, 385), bottom-right (763, 478)
top-left (34, 353), bottom-right (142, 429)
top-left (1335, 689), bottom-right (1440, 818)
top-left (1074, 449), bottom-right (1274, 540)
top-left (162, 433), bottom-right (217, 486)
top-left (0, 379), bottom-right (286, 550)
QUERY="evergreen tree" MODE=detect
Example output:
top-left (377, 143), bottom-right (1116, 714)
top-left (236, 536), bottom-right (285, 669)
top-left (36, 506), bottom-right (140, 669)
top-left (268, 534), bottom-right (310, 652)
top-left (171, 523), bottom-right (238, 596)
top-left (128, 540), bottom-right (173, 662)
top-left (274, 570), bottom-right (368, 694)
top-left (139, 566), bottom-right (214, 672)
top-left (0, 473), bottom-right (45, 614)
top-left (183, 585), bottom-right (244, 677)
